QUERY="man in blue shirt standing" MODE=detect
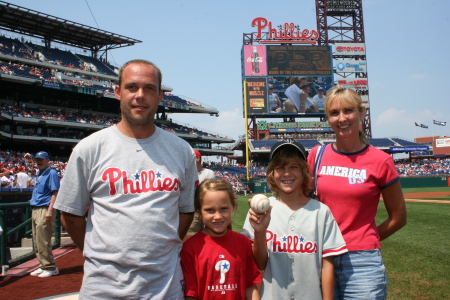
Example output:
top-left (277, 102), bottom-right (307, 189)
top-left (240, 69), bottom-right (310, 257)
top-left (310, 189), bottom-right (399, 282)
top-left (29, 151), bottom-right (60, 278)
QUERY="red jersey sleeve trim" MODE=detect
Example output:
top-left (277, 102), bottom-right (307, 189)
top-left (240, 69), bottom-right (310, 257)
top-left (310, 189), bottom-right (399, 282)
top-left (322, 245), bottom-right (348, 257)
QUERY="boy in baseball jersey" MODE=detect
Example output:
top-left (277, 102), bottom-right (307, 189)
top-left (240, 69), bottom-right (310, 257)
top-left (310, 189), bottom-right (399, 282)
top-left (242, 140), bottom-right (347, 300)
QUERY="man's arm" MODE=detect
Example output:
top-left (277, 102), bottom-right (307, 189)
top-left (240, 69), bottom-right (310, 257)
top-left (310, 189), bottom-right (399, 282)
top-left (179, 212), bottom-right (194, 240)
top-left (0, 171), bottom-right (10, 177)
top-left (61, 212), bottom-right (86, 252)
top-left (45, 190), bottom-right (58, 223)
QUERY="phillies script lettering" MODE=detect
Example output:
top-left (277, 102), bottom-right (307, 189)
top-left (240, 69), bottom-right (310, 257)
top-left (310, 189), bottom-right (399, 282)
top-left (102, 168), bottom-right (179, 195)
top-left (251, 17), bottom-right (319, 41)
top-left (266, 230), bottom-right (317, 253)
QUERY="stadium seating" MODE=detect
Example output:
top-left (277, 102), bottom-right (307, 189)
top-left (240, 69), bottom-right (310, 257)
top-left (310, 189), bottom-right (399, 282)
top-left (368, 138), bottom-right (395, 147)
top-left (76, 54), bottom-right (117, 76)
top-left (296, 139), bottom-right (321, 148)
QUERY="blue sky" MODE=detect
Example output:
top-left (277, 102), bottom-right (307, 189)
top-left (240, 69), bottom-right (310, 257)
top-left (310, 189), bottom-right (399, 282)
top-left (7, 0), bottom-right (450, 142)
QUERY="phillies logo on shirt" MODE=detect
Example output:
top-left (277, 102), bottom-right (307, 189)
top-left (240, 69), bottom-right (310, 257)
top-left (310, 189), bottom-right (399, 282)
top-left (102, 167), bottom-right (179, 195)
top-left (266, 230), bottom-right (317, 254)
top-left (207, 256), bottom-right (238, 295)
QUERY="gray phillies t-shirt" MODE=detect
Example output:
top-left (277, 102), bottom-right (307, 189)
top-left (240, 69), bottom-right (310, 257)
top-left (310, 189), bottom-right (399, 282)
top-left (55, 126), bottom-right (198, 299)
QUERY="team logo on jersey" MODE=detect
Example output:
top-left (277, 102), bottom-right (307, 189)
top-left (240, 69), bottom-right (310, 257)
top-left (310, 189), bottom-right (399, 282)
top-left (266, 230), bottom-right (317, 254)
top-left (318, 165), bottom-right (367, 184)
top-left (102, 167), bottom-right (179, 195)
top-left (206, 256), bottom-right (238, 295)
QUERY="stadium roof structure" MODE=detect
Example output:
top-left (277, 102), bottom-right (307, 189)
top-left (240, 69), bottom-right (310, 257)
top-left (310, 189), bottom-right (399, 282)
top-left (0, 1), bottom-right (141, 52)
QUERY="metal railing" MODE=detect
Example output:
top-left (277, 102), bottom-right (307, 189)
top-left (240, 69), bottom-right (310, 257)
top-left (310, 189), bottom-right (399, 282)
top-left (0, 202), bottom-right (61, 267)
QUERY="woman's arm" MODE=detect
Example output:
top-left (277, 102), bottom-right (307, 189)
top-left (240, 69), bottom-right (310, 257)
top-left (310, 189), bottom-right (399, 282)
top-left (378, 181), bottom-right (407, 240)
top-left (321, 256), bottom-right (334, 300)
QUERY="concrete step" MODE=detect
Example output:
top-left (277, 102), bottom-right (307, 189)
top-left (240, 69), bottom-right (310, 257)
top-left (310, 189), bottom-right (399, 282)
top-left (21, 235), bottom-right (71, 248)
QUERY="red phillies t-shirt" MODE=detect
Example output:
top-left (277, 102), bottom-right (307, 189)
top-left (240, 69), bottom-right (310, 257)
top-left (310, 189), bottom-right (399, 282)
top-left (308, 144), bottom-right (399, 251)
top-left (181, 230), bottom-right (262, 300)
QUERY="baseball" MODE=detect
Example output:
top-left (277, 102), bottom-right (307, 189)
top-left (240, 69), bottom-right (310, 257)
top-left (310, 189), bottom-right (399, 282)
top-left (251, 194), bottom-right (270, 214)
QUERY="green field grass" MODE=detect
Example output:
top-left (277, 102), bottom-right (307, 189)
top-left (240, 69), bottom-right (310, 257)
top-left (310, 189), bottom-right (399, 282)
top-left (231, 191), bottom-right (450, 299)
top-left (377, 202), bottom-right (450, 299)
top-left (402, 186), bottom-right (450, 193)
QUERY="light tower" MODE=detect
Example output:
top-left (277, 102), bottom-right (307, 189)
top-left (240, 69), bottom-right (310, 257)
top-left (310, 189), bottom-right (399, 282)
top-left (316, 0), bottom-right (371, 137)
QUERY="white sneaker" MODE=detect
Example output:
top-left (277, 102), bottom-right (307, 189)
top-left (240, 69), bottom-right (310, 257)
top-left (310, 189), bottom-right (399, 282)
top-left (38, 267), bottom-right (59, 278)
top-left (30, 268), bottom-right (44, 276)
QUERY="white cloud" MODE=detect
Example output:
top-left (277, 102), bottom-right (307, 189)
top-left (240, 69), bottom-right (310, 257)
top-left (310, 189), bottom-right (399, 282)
top-left (373, 108), bottom-right (440, 140)
top-left (169, 108), bottom-right (244, 141)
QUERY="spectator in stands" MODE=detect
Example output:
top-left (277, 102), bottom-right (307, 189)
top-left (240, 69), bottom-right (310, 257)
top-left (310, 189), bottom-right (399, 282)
top-left (186, 150), bottom-right (215, 238)
top-left (284, 77), bottom-right (308, 113)
top-left (308, 85), bottom-right (407, 299)
top-left (303, 84), bottom-right (319, 113)
top-left (55, 59), bottom-right (198, 299)
top-left (15, 166), bottom-right (30, 188)
top-left (0, 168), bottom-right (13, 187)
top-left (312, 86), bottom-right (326, 111)
top-left (268, 84), bottom-right (282, 113)
top-left (29, 151), bottom-right (60, 278)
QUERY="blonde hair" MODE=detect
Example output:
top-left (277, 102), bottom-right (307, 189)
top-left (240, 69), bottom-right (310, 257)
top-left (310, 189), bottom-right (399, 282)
top-left (324, 85), bottom-right (369, 145)
top-left (266, 147), bottom-right (313, 197)
top-left (194, 178), bottom-right (237, 230)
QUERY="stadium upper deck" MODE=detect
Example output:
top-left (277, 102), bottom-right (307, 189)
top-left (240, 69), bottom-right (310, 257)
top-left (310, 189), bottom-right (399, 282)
top-left (0, 1), bottom-right (234, 157)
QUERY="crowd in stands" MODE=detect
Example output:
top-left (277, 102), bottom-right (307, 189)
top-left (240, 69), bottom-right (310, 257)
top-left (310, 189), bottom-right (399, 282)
top-left (0, 149), bottom-right (67, 189)
top-left (1, 102), bottom-right (228, 141)
top-left (0, 59), bottom-right (114, 91)
top-left (0, 35), bottom-right (116, 77)
top-left (394, 158), bottom-right (450, 177)
top-left (0, 102), bottom-right (121, 126)
top-left (2, 149), bottom-right (450, 194)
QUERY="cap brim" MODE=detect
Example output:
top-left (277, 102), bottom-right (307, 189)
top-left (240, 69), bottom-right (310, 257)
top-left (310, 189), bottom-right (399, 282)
top-left (270, 142), bottom-right (307, 161)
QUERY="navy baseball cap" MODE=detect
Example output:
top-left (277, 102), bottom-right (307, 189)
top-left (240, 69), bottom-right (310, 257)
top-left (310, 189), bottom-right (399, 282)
top-left (270, 140), bottom-right (307, 161)
top-left (35, 151), bottom-right (49, 159)
top-left (318, 87), bottom-right (325, 91)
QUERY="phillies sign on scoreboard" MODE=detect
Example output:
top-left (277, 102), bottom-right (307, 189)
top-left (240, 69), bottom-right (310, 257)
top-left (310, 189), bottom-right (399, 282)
top-left (251, 17), bottom-right (319, 44)
top-left (334, 43), bottom-right (366, 56)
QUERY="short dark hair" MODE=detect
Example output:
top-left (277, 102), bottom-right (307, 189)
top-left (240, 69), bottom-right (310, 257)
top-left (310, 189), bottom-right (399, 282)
top-left (118, 59), bottom-right (162, 90)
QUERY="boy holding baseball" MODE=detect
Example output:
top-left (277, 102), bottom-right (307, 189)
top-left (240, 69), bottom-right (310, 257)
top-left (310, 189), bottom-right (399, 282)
top-left (242, 140), bottom-right (347, 300)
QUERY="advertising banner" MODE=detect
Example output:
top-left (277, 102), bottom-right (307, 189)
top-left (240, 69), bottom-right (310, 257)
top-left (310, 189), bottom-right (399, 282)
top-left (42, 81), bottom-right (61, 89)
top-left (334, 43), bottom-right (366, 56)
top-left (390, 146), bottom-right (430, 152)
top-left (436, 138), bottom-right (450, 148)
top-left (335, 60), bottom-right (367, 73)
top-left (245, 77), bottom-right (268, 114)
top-left (243, 45), bottom-right (267, 76)
top-left (336, 78), bottom-right (368, 90)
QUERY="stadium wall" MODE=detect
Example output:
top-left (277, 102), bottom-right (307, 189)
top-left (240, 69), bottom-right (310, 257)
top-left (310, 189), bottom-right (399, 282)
top-left (399, 176), bottom-right (450, 188)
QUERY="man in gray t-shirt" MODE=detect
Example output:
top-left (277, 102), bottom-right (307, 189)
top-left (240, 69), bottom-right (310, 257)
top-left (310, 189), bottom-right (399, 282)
top-left (55, 60), bottom-right (198, 299)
